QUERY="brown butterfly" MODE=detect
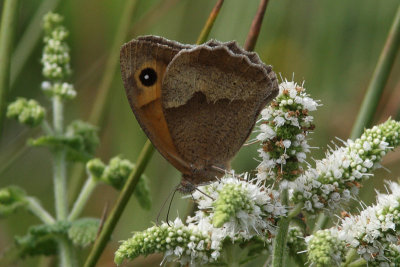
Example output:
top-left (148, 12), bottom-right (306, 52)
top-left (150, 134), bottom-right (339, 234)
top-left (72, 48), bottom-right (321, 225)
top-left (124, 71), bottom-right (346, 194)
top-left (120, 35), bottom-right (278, 192)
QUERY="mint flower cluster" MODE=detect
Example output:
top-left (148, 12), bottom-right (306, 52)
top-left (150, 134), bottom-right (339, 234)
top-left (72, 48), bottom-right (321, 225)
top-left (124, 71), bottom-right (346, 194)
top-left (191, 174), bottom-right (286, 240)
top-left (290, 119), bottom-right (400, 213)
top-left (337, 182), bottom-right (400, 265)
top-left (115, 173), bottom-right (286, 266)
top-left (256, 81), bottom-right (318, 182)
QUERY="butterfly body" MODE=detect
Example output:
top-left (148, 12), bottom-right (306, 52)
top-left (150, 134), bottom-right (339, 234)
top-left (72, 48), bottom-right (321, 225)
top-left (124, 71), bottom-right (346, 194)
top-left (120, 35), bottom-right (278, 192)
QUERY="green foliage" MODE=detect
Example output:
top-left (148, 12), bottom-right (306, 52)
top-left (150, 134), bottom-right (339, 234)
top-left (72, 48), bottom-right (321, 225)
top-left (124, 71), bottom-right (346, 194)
top-left (133, 174), bottom-right (151, 210)
top-left (101, 156), bottom-right (134, 190)
top-left (15, 221), bottom-right (71, 258)
top-left (0, 186), bottom-right (28, 217)
top-left (68, 218), bottom-right (100, 247)
top-left (6, 98), bottom-right (45, 127)
top-left (65, 120), bottom-right (99, 158)
top-left (96, 156), bottom-right (152, 209)
top-left (28, 120), bottom-right (99, 162)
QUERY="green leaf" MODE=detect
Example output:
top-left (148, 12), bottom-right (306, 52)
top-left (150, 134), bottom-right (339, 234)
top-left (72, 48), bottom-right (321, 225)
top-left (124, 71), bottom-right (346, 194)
top-left (68, 218), bottom-right (100, 247)
top-left (134, 174), bottom-right (151, 210)
top-left (14, 221), bottom-right (71, 258)
top-left (28, 135), bottom-right (93, 162)
top-left (66, 120), bottom-right (99, 156)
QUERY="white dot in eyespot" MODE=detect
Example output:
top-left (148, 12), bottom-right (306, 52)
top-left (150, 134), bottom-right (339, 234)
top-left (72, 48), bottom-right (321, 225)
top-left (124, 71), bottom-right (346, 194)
top-left (144, 74), bottom-right (149, 80)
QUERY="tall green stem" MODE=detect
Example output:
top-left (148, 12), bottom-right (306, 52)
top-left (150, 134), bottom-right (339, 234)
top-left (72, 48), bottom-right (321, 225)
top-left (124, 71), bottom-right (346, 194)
top-left (26, 197), bottom-right (55, 224)
top-left (52, 95), bottom-right (74, 266)
top-left (68, 176), bottom-right (97, 221)
top-left (272, 188), bottom-right (289, 267)
top-left (58, 237), bottom-right (76, 267)
top-left (350, 4), bottom-right (400, 139)
top-left (52, 96), bottom-right (67, 220)
top-left (83, 140), bottom-right (154, 267)
top-left (0, 0), bottom-right (19, 134)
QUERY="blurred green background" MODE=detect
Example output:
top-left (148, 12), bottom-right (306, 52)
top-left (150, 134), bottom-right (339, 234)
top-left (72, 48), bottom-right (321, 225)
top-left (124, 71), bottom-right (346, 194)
top-left (1, 0), bottom-right (400, 266)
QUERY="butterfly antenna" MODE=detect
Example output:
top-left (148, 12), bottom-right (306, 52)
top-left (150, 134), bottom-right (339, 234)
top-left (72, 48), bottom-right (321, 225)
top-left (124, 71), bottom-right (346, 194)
top-left (194, 187), bottom-right (215, 201)
top-left (165, 187), bottom-right (179, 226)
top-left (156, 185), bottom-right (179, 225)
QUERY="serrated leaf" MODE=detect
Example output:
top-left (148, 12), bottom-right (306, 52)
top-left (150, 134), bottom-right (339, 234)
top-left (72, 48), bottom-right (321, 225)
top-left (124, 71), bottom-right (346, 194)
top-left (28, 135), bottom-right (93, 162)
top-left (14, 221), bottom-right (71, 258)
top-left (68, 218), bottom-right (100, 247)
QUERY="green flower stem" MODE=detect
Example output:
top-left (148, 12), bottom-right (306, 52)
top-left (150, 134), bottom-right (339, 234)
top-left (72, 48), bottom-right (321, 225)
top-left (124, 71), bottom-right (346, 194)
top-left (68, 0), bottom-right (139, 204)
top-left (350, 3), bottom-right (400, 139)
top-left (316, 3), bottom-right (400, 231)
top-left (54, 150), bottom-right (68, 220)
top-left (0, 0), bottom-right (19, 134)
top-left (52, 95), bottom-right (68, 220)
top-left (342, 249), bottom-right (357, 267)
top-left (57, 237), bottom-right (77, 267)
top-left (41, 120), bottom-right (54, 135)
top-left (347, 258), bottom-right (367, 267)
top-left (196, 0), bottom-right (224, 44)
top-left (53, 96), bottom-right (63, 134)
top-left (68, 176), bottom-right (97, 221)
top-left (10, 0), bottom-right (61, 86)
top-left (83, 140), bottom-right (154, 267)
top-left (272, 188), bottom-right (290, 267)
top-left (288, 203), bottom-right (303, 218)
top-left (223, 243), bottom-right (249, 267)
top-left (26, 197), bottom-right (55, 224)
top-left (290, 250), bottom-right (305, 267)
top-left (312, 212), bottom-right (330, 233)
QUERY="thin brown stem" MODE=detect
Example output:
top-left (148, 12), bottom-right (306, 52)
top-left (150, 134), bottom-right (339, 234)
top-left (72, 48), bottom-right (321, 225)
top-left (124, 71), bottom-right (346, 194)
top-left (244, 0), bottom-right (270, 52)
top-left (196, 0), bottom-right (224, 44)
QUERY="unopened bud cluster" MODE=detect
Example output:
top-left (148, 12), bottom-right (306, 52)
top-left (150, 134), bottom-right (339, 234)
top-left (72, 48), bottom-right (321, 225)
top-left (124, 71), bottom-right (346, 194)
top-left (41, 12), bottom-right (75, 100)
top-left (115, 218), bottom-right (219, 266)
top-left (306, 229), bottom-right (345, 267)
top-left (7, 98), bottom-right (45, 127)
top-left (86, 156), bottom-right (151, 209)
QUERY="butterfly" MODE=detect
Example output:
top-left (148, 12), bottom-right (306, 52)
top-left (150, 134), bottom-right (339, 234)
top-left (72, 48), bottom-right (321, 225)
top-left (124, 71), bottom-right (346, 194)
top-left (120, 35), bottom-right (278, 192)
